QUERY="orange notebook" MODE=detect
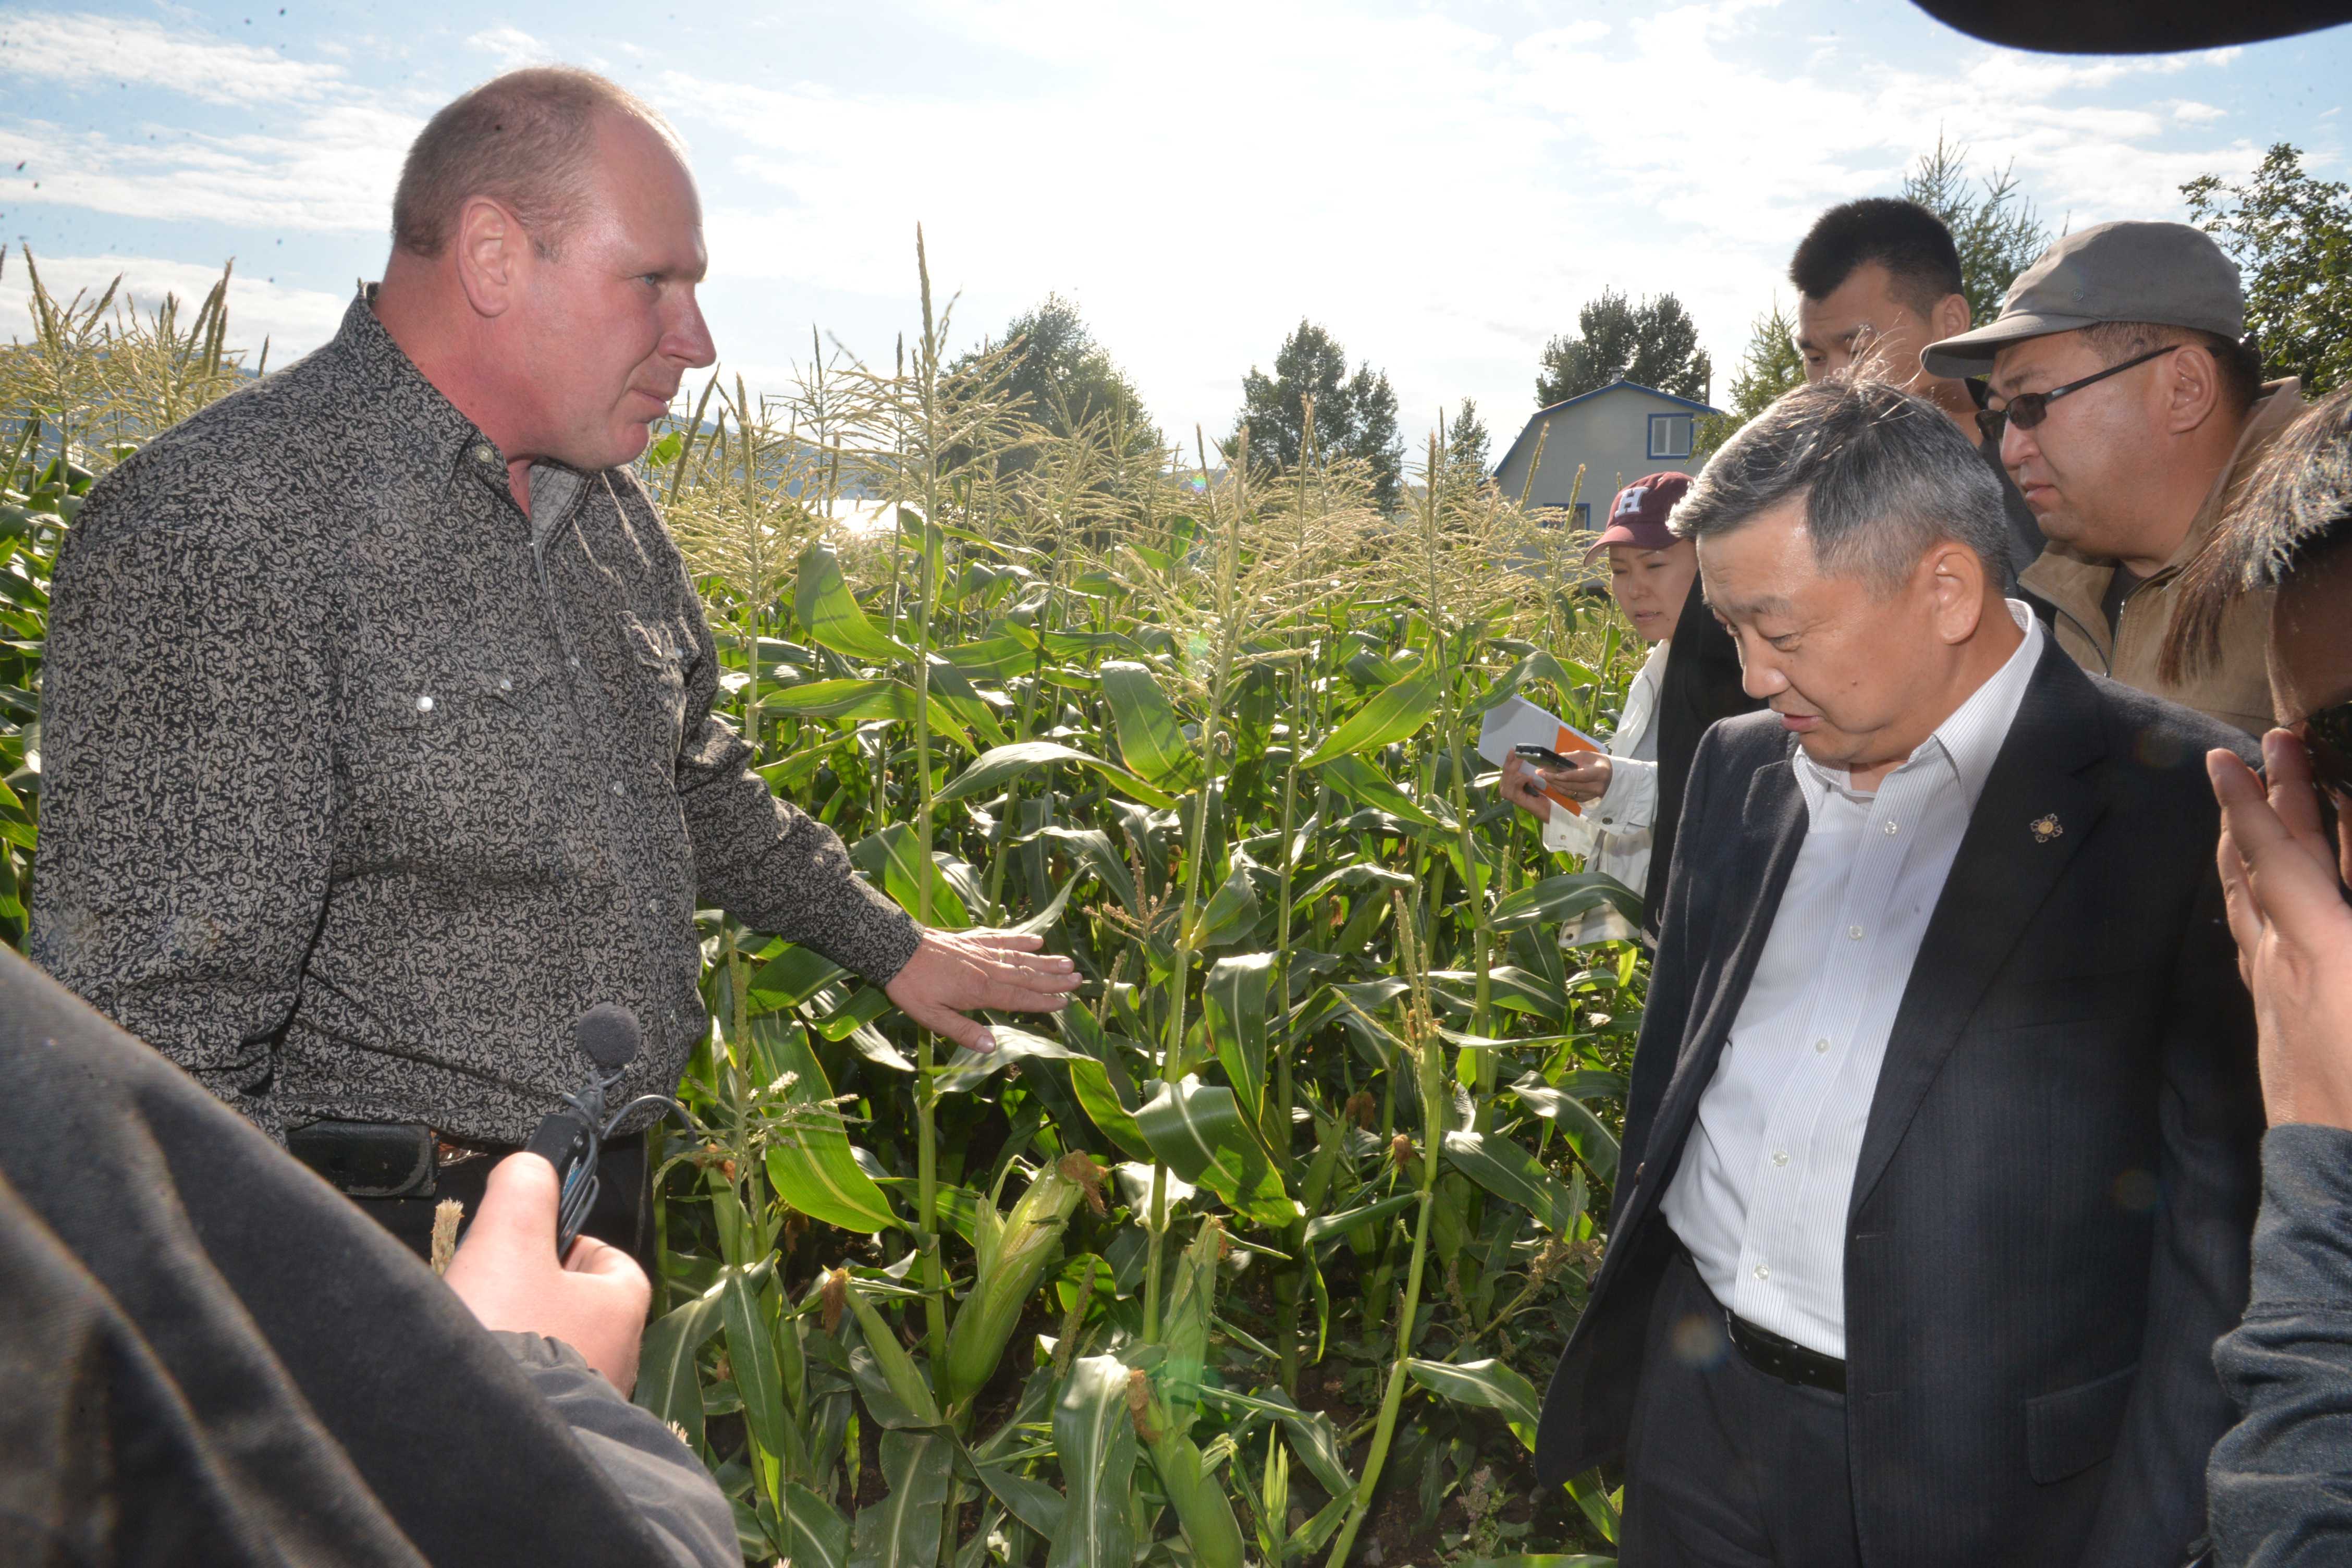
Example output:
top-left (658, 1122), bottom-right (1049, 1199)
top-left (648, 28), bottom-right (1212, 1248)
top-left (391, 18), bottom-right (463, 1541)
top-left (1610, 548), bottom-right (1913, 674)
top-left (1475, 695), bottom-right (1606, 816)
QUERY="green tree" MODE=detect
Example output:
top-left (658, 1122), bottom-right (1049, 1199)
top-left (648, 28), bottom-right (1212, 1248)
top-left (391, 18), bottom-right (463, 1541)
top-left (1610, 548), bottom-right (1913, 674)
top-left (1535, 288), bottom-right (1711, 406)
top-left (960, 293), bottom-right (1160, 473)
top-left (1903, 135), bottom-right (2050, 324)
top-left (1234, 319), bottom-right (1405, 510)
top-left (1443, 396), bottom-right (1492, 485)
top-left (1692, 298), bottom-right (1806, 461)
top-left (2185, 143), bottom-right (2352, 397)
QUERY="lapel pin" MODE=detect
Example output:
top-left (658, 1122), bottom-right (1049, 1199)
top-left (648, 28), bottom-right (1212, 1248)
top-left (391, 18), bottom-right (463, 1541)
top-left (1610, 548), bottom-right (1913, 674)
top-left (2030, 814), bottom-right (2063, 843)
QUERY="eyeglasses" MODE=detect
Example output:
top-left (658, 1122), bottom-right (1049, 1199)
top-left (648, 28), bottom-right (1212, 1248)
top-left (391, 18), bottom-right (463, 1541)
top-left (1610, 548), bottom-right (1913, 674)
top-left (1975, 344), bottom-right (2184, 444)
top-left (2297, 697), bottom-right (2352, 805)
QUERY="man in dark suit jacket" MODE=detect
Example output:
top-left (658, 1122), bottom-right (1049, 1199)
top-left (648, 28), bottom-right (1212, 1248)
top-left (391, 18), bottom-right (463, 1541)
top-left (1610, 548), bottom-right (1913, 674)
top-left (1534, 378), bottom-right (2263, 1567)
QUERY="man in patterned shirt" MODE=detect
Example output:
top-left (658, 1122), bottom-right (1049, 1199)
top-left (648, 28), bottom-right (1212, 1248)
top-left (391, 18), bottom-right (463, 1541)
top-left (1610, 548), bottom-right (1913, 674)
top-left (29, 67), bottom-right (1076, 1263)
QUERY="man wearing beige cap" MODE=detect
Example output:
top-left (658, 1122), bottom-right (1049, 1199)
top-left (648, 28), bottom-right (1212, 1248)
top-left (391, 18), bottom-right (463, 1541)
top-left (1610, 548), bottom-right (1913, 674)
top-left (1922, 219), bottom-right (2304, 734)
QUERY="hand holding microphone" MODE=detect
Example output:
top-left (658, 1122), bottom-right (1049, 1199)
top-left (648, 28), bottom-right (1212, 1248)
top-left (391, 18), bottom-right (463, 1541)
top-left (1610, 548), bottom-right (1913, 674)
top-left (522, 1003), bottom-right (679, 1259)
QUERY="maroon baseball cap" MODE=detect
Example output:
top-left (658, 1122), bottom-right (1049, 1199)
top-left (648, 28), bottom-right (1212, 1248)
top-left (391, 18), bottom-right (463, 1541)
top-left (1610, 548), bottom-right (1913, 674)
top-left (1582, 472), bottom-right (1693, 561)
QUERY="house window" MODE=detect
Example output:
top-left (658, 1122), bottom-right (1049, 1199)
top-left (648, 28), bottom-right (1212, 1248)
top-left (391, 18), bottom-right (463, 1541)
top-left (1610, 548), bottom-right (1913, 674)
top-left (1649, 413), bottom-right (1695, 460)
top-left (1572, 502), bottom-right (1591, 533)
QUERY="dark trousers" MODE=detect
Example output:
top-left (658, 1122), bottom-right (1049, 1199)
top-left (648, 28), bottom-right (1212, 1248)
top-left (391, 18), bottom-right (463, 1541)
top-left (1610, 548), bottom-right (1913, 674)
top-left (1621, 1246), bottom-right (1861, 1568)
top-left (352, 1132), bottom-right (657, 1282)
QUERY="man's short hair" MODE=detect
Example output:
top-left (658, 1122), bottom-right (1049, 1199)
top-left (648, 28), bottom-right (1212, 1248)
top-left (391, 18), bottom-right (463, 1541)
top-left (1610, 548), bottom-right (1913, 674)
top-left (391, 67), bottom-right (678, 259)
top-left (1671, 378), bottom-right (2015, 592)
top-left (2162, 386), bottom-right (2352, 681)
top-left (2081, 320), bottom-right (2267, 419)
top-left (1790, 199), bottom-right (1967, 321)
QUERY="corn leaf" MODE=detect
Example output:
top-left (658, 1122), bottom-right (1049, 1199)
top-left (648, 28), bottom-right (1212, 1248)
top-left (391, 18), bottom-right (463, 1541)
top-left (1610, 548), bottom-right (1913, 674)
top-left (1404, 1356), bottom-right (1543, 1450)
top-left (1098, 660), bottom-right (1202, 788)
top-left (1069, 1057), bottom-right (1154, 1162)
top-left (934, 1023), bottom-right (1086, 1094)
top-left (797, 541), bottom-right (913, 663)
top-left (1048, 1355), bottom-right (1141, 1568)
top-left (937, 739), bottom-right (1174, 811)
top-left (1440, 1130), bottom-right (1585, 1234)
top-left (1509, 1072), bottom-right (1623, 1184)
top-left (784, 1483), bottom-right (852, 1568)
top-left (1134, 1076), bottom-right (1299, 1227)
top-left (719, 1268), bottom-right (788, 1466)
top-left (758, 1021), bottom-right (899, 1234)
top-left (1300, 670), bottom-right (1439, 767)
top-left (848, 1430), bottom-right (954, 1568)
top-left (634, 1284), bottom-right (725, 1451)
top-left (1203, 952), bottom-right (1274, 1118)
top-left (1489, 872), bottom-right (1643, 932)
top-left (976, 1463), bottom-right (1066, 1540)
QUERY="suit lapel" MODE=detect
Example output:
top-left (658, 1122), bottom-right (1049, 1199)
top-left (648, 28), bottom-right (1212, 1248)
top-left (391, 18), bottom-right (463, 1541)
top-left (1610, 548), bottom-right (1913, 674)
top-left (1644, 750), bottom-right (1811, 1171)
top-left (1845, 646), bottom-right (2108, 1219)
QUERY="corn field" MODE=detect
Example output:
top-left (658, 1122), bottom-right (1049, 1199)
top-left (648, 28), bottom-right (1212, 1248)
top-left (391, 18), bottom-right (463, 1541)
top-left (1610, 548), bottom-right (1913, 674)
top-left (0, 242), bottom-right (1655, 1568)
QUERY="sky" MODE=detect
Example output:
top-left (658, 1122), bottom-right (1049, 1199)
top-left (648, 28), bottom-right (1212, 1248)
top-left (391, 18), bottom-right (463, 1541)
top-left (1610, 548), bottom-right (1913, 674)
top-left (2, 1), bottom-right (2347, 463)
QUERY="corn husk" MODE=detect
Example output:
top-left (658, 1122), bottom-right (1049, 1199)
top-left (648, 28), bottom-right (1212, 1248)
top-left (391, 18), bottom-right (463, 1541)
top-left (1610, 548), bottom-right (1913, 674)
top-left (939, 1156), bottom-right (1093, 1410)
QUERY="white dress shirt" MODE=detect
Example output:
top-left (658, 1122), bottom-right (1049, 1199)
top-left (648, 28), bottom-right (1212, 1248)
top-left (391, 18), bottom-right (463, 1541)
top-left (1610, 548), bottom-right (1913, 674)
top-left (1660, 603), bottom-right (2044, 1357)
top-left (1544, 638), bottom-right (1667, 944)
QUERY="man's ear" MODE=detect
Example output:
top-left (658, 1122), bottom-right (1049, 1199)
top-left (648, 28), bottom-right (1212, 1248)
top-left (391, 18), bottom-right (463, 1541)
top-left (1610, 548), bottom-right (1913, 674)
top-left (2161, 340), bottom-right (2225, 435)
top-left (1931, 291), bottom-right (1973, 346)
top-left (451, 195), bottom-right (528, 320)
top-left (1925, 541), bottom-right (1989, 644)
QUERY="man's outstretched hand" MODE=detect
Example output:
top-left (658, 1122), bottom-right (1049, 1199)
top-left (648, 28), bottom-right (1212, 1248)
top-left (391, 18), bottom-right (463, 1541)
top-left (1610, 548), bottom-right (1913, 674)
top-left (442, 1153), bottom-right (652, 1394)
top-left (2210, 733), bottom-right (2352, 1131)
top-left (885, 927), bottom-right (1081, 1054)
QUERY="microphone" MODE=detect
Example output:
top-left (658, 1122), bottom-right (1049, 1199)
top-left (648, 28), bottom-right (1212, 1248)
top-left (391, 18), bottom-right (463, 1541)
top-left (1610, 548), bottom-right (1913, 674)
top-left (523, 1004), bottom-right (678, 1258)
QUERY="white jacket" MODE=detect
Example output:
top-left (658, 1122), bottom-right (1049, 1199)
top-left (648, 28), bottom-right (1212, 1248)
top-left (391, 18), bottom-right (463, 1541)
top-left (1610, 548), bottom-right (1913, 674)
top-left (1540, 638), bottom-right (1667, 946)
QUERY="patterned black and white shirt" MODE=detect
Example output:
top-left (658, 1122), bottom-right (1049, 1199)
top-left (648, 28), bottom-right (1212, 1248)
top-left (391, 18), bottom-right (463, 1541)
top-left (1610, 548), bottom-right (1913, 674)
top-left (30, 292), bottom-right (919, 1142)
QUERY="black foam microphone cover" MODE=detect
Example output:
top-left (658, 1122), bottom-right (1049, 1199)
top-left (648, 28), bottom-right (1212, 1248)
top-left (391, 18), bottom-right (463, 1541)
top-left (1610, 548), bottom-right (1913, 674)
top-left (574, 1003), bottom-right (642, 1073)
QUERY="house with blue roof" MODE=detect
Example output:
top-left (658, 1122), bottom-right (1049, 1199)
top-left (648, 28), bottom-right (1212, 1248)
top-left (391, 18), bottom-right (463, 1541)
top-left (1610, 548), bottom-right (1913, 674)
top-left (1490, 376), bottom-right (1720, 531)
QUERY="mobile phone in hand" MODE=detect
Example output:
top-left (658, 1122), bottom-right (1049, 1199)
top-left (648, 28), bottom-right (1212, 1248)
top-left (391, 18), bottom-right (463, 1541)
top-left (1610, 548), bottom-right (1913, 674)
top-left (1514, 743), bottom-right (1578, 770)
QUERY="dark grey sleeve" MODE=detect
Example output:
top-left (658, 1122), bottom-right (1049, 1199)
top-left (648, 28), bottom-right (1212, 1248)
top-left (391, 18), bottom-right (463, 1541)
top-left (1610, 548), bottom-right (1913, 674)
top-left (27, 474), bottom-right (336, 1142)
top-left (634, 484), bottom-right (920, 986)
top-left (492, 1332), bottom-right (741, 1568)
top-left (2209, 1123), bottom-right (2352, 1568)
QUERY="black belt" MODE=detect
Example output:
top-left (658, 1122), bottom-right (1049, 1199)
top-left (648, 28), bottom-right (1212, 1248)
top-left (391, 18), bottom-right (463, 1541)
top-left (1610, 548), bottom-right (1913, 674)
top-left (1723, 1308), bottom-right (1847, 1395)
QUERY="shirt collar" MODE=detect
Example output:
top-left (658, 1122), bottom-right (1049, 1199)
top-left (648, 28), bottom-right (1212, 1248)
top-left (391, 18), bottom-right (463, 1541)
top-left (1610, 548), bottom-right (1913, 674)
top-left (1794, 600), bottom-right (2043, 811)
top-left (333, 286), bottom-right (514, 485)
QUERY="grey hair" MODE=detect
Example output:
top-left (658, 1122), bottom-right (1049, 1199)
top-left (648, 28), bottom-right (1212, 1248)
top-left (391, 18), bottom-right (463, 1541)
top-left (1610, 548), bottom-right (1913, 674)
top-left (391, 66), bottom-right (681, 260)
top-left (1670, 377), bottom-right (2013, 592)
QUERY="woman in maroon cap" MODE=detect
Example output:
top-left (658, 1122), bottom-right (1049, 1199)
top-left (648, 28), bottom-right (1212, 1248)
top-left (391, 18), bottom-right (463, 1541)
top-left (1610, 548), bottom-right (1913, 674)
top-left (1498, 471), bottom-right (1759, 941)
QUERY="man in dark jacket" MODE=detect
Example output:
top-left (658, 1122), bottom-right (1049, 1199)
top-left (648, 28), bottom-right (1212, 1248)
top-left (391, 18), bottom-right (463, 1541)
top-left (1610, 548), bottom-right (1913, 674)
top-left (0, 941), bottom-right (735, 1566)
top-left (1534, 378), bottom-right (2263, 1566)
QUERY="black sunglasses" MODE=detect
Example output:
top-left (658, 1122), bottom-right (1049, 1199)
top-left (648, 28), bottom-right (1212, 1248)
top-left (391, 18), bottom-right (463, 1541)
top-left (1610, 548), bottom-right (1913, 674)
top-left (1975, 344), bottom-right (2184, 444)
top-left (2298, 697), bottom-right (2352, 805)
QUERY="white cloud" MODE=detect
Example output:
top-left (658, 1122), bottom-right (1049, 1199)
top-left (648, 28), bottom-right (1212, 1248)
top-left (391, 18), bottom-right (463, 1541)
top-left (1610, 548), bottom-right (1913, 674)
top-left (639, 0), bottom-right (2274, 447)
top-left (0, 0), bottom-right (2307, 458)
top-left (0, 10), bottom-right (345, 106)
top-left (467, 26), bottom-right (550, 68)
top-left (0, 251), bottom-right (350, 361)
top-left (0, 102), bottom-right (418, 233)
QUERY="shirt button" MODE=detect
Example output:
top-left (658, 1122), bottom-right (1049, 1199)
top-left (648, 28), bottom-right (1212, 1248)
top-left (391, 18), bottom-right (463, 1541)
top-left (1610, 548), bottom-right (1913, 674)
top-left (1847, 925), bottom-right (1864, 940)
top-left (610, 780), bottom-right (625, 797)
top-left (414, 694), bottom-right (434, 713)
top-left (1883, 820), bottom-right (1900, 835)
top-left (1815, 1037), bottom-right (1831, 1054)
top-left (1772, 1150), bottom-right (1790, 1167)
top-left (498, 676), bottom-right (513, 692)
top-left (567, 655), bottom-right (582, 670)
top-left (1753, 1263), bottom-right (1771, 1282)
top-left (472, 443), bottom-right (496, 464)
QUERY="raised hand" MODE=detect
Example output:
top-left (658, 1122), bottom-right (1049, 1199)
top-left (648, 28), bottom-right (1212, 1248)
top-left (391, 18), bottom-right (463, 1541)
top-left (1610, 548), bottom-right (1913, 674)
top-left (884, 927), bottom-right (1082, 1055)
top-left (2209, 733), bottom-right (2352, 1130)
